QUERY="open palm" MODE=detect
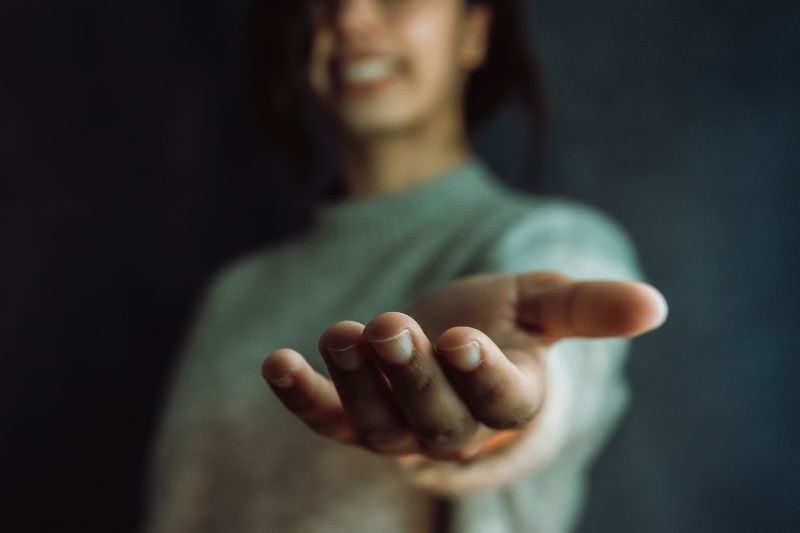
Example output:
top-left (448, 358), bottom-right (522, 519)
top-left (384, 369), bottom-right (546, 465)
top-left (261, 270), bottom-right (668, 461)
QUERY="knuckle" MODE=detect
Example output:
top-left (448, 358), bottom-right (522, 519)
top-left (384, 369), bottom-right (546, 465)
top-left (416, 425), bottom-right (459, 444)
top-left (467, 378), bottom-right (541, 429)
top-left (285, 393), bottom-right (316, 414)
top-left (480, 403), bottom-right (539, 430)
top-left (394, 369), bottom-right (437, 396)
top-left (415, 416), bottom-right (474, 447)
top-left (358, 424), bottom-right (405, 446)
top-left (471, 377), bottom-right (506, 405)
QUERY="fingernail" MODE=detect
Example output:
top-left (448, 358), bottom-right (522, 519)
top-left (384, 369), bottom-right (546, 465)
top-left (268, 373), bottom-right (294, 389)
top-left (327, 344), bottom-right (362, 371)
top-left (261, 351), bottom-right (300, 389)
top-left (441, 341), bottom-right (482, 371)
top-left (369, 329), bottom-right (414, 364)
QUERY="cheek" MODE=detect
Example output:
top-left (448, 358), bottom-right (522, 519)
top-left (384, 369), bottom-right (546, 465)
top-left (400, 9), bottom-right (460, 97)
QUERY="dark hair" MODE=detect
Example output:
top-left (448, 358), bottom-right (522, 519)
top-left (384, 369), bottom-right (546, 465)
top-left (244, 0), bottom-right (547, 188)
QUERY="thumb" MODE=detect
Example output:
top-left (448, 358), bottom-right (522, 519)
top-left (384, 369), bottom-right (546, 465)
top-left (516, 271), bottom-right (669, 341)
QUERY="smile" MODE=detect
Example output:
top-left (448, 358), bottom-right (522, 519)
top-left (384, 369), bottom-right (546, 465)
top-left (341, 58), bottom-right (396, 83)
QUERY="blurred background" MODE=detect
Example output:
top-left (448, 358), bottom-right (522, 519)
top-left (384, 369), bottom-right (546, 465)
top-left (2, 0), bottom-right (798, 532)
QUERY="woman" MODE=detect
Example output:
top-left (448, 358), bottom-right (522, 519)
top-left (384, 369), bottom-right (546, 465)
top-left (141, 0), bottom-right (668, 532)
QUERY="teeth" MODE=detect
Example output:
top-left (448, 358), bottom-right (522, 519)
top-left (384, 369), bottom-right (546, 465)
top-left (342, 59), bottom-right (394, 83)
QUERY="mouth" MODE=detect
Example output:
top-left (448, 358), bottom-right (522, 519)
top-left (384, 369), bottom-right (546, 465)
top-left (332, 56), bottom-right (403, 97)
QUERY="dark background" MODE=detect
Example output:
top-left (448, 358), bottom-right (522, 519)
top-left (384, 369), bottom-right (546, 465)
top-left (2, 0), bottom-right (798, 532)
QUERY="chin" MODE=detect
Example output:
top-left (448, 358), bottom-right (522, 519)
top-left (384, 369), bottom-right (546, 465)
top-left (337, 110), bottom-right (423, 138)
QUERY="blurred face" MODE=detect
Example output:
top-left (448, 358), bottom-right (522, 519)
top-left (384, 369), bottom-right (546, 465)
top-left (308, 0), bottom-right (491, 137)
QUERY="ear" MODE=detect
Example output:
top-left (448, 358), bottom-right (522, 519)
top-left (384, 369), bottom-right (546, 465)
top-left (459, 4), bottom-right (493, 71)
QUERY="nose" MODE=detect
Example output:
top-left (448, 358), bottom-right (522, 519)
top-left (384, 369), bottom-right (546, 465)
top-left (333, 0), bottom-right (382, 37)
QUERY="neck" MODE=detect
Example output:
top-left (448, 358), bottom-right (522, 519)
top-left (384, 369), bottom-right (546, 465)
top-left (338, 113), bottom-right (472, 199)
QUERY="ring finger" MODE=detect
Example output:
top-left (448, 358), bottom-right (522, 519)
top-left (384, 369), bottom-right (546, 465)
top-left (319, 320), bottom-right (420, 455)
top-left (363, 312), bottom-right (481, 459)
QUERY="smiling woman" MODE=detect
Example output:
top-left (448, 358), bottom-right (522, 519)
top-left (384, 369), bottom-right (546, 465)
top-left (309, 0), bottom-right (487, 133)
top-left (246, 0), bottom-right (546, 187)
top-left (139, 1), bottom-right (667, 532)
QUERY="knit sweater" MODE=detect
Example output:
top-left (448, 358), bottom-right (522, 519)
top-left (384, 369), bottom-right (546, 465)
top-left (140, 156), bottom-right (645, 533)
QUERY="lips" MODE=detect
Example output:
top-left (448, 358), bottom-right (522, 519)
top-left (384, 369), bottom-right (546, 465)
top-left (331, 54), bottom-right (402, 96)
top-left (342, 58), bottom-right (395, 83)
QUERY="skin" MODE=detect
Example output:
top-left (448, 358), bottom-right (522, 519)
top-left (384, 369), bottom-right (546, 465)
top-left (261, 0), bottom-right (669, 464)
top-left (307, 0), bottom-right (490, 197)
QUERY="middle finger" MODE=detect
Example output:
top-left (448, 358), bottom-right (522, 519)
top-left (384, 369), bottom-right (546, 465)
top-left (363, 312), bottom-right (480, 459)
top-left (319, 320), bottom-right (420, 455)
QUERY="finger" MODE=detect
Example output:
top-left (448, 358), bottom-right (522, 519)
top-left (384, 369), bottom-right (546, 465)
top-left (362, 312), bottom-right (480, 459)
top-left (516, 271), bottom-right (669, 342)
top-left (435, 326), bottom-right (546, 430)
top-left (261, 348), bottom-right (358, 444)
top-left (318, 320), bottom-right (421, 455)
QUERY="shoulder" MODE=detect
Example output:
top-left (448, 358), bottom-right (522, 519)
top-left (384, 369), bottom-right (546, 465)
top-left (472, 189), bottom-right (645, 282)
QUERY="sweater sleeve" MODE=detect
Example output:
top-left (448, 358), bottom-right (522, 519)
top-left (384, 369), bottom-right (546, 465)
top-left (394, 198), bottom-right (646, 533)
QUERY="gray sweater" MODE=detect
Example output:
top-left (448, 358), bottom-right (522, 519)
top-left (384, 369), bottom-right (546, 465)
top-left (141, 157), bottom-right (645, 533)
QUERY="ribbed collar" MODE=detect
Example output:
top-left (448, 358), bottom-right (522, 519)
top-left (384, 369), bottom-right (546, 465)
top-left (307, 156), bottom-right (504, 247)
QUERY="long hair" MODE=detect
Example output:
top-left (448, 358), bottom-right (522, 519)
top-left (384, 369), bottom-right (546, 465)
top-left (244, 0), bottom-right (548, 189)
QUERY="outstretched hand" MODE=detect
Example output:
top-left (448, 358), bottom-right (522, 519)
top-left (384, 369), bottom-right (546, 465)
top-left (261, 271), bottom-right (668, 461)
